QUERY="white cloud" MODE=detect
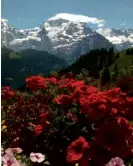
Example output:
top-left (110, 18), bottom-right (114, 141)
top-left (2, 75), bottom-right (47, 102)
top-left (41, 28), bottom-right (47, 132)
top-left (48, 13), bottom-right (105, 28)
top-left (17, 18), bottom-right (21, 21)
top-left (120, 20), bottom-right (127, 26)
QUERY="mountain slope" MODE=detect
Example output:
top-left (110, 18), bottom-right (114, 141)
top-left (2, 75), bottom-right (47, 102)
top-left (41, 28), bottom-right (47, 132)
top-left (63, 48), bottom-right (133, 78)
top-left (1, 47), bottom-right (67, 88)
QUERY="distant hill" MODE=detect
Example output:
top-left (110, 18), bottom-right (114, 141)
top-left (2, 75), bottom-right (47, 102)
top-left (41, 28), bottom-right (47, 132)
top-left (63, 48), bottom-right (116, 74)
top-left (60, 48), bottom-right (133, 79)
top-left (2, 46), bottom-right (133, 88)
top-left (1, 47), bottom-right (67, 88)
top-left (109, 50), bottom-right (133, 71)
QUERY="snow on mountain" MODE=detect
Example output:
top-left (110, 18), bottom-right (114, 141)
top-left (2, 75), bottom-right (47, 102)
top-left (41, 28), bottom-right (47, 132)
top-left (1, 18), bottom-right (40, 49)
top-left (1, 14), bottom-right (116, 63)
top-left (1, 19), bottom-right (25, 47)
top-left (97, 28), bottom-right (133, 50)
top-left (47, 13), bottom-right (105, 27)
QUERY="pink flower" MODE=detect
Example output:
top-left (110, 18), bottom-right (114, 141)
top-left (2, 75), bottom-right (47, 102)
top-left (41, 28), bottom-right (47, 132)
top-left (12, 148), bottom-right (23, 154)
top-left (5, 148), bottom-right (23, 154)
top-left (5, 148), bottom-right (14, 157)
top-left (30, 152), bottom-right (45, 163)
top-left (106, 157), bottom-right (125, 166)
top-left (2, 148), bottom-right (25, 166)
top-left (2, 153), bottom-right (17, 166)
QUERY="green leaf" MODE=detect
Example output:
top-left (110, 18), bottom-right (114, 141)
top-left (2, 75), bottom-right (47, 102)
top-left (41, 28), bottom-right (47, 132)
top-left (43, 161), bottom-right (50, 165)
top-left (129, 121), bottom-right (133, 126)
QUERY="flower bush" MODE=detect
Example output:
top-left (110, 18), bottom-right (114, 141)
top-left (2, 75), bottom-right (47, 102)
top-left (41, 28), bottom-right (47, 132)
top-left (1, 75), bottom-right (133, 166)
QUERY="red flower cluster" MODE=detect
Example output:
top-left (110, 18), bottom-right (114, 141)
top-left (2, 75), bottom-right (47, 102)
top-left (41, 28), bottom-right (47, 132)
top-left (94, 117), bottom-right (133, 157)
top-left (1, 86), bottom-right (15, 100)
top-left (55, 80), bottom-right (133, 121)
top-left (25, 76), bottom-right (57, 91)
top-left (25, 76), bottom-right (47, 91)
top-left (2, 75), bottom-right (133, 166)
top-left (54, 94), bottom-right (73, 105)
top-left (44, 77), bottom-right (57, 84)
top-left (34, 112), bottom-right (50, 136)
top-left (54, 78), bottom-right (133, 165)
top-left (58, 78), bottom-right (85, 89)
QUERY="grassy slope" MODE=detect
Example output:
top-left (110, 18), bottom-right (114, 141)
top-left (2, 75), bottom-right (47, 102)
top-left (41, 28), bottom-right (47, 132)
top-left (110, 53), bottom-right (133, 71)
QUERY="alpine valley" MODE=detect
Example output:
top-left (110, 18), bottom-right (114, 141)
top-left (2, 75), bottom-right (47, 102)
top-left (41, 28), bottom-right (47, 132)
top-left (1, 13), bottom-right (133, 88)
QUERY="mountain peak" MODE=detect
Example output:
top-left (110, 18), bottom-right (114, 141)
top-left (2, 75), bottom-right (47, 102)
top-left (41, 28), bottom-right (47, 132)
top-left (1, 18), bottom-right (8, 23)
top-left (47, 13), bottom-right (105, 27)
top-left (97, 27), bottom-right (133, 49)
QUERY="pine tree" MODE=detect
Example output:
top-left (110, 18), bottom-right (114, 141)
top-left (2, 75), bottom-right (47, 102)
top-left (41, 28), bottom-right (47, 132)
top-left (101, 67), bottom-right (110, 85)
top-left (90, 64), bottom-right (100, 79)
top-left (114, 64), bottom-right (118, 75)
top-left (97, 55), bottom-right (103, 69)
top-left (112, 64), bottom-right (118, 81)
top-left (107, 47), bottom-right (114, 66)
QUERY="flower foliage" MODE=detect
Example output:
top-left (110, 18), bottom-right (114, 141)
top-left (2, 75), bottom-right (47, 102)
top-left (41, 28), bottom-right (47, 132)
top-left (1, 74), bottom-right (133, 166)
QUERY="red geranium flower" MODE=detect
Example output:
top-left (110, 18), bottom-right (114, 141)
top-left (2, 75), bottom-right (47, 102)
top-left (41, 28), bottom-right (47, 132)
top-left (70, 80), bottom-right (85, 88)
top-left (34, 120), bottom-right (50, 137)
top-left (34, 124), bottom-right (44, 136)
top-left (39, 112), bottom-right (48, 124)
top-left (66, 136), bottom-right (89, 164)
top-left (25, 75), bottom-right (46, 91)
top-left (79, 156), bottom-right (90, 166)
top-left (45, 77), bottom-right (57, 84)
top-left (54, 94), bottom-right (73, 105)
top-left (1, 86), bottom-right (15, 100)
top-left (94, 117), bottom-right (133, 157)
top-left (88, 145), bottom-right (112, 166)
top-left (2, 86), bottom-right (10, 91)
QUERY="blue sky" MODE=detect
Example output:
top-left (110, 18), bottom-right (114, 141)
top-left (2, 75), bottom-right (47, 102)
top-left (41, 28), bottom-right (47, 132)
top-left (1, 0), bottom-right (133, 29)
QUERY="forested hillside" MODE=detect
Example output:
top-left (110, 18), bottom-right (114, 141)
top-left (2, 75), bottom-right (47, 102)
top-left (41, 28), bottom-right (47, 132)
top-left (1, 47), bottom-right (67, 88)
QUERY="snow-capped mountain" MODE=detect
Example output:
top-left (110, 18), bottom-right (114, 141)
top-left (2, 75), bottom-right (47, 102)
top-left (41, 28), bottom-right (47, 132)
top-left (97, 28), bottom-right (133, 50)
top-left (1, 18), bottom-right (41, 49)
top-left (2, 13), bottom-right (132, 63)
top-left (1, 14), bottom-right (113, 63)
top-left (1, 19), bottom-right (25, 47)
